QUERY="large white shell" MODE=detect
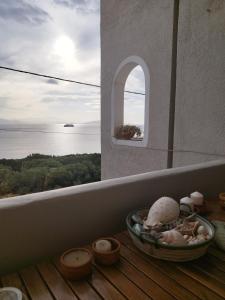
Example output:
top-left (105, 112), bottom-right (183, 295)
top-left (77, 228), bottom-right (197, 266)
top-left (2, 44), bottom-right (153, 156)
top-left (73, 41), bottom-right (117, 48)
top-left (160, 229), bottom-right (187, 246)
top-left (144, 197), bottom-right (180, 227)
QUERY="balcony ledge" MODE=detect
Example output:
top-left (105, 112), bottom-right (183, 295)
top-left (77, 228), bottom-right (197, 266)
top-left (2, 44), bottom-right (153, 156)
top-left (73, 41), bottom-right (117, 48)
top-left (0, 159), bottom-right (225, 274)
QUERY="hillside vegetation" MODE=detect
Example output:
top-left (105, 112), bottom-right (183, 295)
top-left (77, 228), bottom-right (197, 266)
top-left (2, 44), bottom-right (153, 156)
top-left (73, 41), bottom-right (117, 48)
top-left (0, 153), bottom-right (101, 198)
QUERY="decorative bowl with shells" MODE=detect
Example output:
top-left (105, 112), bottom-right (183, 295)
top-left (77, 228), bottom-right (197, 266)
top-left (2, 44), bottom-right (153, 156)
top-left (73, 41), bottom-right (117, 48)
top-left (126, 209), bottom-right (215, 262)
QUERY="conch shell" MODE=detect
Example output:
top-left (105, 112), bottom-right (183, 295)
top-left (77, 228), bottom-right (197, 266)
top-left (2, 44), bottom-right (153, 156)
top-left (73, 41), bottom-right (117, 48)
top-left (160, 229), bottom-right (187, 246)
top-left (144, 197), bottom-right (180, 227)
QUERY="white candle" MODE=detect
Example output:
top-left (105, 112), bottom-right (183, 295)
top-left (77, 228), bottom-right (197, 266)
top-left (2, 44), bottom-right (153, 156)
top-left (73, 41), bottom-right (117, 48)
top-left (63, 250), bottom-right (91, 267)
top-left (95, 239), bottom-right (112, 252)
top-left (180, 197), bottom-right (194, 210)
top-left (190, 191), bottom-right (204, 205)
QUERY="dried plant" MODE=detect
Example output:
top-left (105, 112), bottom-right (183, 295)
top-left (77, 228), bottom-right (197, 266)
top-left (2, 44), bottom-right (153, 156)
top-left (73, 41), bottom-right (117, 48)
top-left (115, 125), bottom-right (142, 140)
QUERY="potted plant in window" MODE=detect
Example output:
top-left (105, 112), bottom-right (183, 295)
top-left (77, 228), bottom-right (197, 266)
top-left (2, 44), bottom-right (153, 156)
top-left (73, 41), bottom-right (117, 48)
top-left (115, 125), bottom-right (142, 140)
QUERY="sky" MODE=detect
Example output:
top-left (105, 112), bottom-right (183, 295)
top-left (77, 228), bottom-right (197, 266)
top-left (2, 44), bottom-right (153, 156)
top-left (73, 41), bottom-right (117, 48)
top-left (0, 0), bottom-right (145, 124)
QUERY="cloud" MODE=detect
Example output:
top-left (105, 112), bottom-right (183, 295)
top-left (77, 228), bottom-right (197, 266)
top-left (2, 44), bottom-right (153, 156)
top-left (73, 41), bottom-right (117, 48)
top-left (42, 95), bottom-right (99, 105)
top-left (53, 0), bottom-right (99, 13)
top-left (0, 0), bottom-right (50, 25)
top-left (0, 0), bottom-right (102, 124)
top-left (0, 53), bottom-right (15, 66)
top-left (53, 0), bottom-right (86, 7)
top-left (46, 79), bottom-right (59, 85)
top-left (0, 97), bottom-right (9, 108)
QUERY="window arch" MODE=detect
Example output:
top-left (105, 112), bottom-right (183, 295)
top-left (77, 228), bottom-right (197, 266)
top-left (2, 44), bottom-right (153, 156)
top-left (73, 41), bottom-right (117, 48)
top-left (111, 56), bottom-right (150, 147)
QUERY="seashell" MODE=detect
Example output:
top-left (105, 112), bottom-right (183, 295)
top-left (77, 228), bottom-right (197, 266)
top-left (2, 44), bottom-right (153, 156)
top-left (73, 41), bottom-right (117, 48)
top-left (197, 225), bottom-right (208, 235)
top-left (190, 191), bottom-right (204, 206)
top-left (196, 234), bottom-right (205, 242)
top-left (160, 229), bottom-right (187, 246)
top-left (188, 239), bottom-right (199, 245)
top-left (131, 209), bottom-right (147, 225)
top-left (144, 197), bottom-right (180, 227)
top-left (176, 220), bottom-right (199, 236)
top-left (133, 223), bottom-right (142, 236)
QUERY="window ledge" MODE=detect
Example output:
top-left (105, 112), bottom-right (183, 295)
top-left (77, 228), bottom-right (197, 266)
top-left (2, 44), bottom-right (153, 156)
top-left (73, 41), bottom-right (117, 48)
top-left (112, 137), bottom-right (147, 147)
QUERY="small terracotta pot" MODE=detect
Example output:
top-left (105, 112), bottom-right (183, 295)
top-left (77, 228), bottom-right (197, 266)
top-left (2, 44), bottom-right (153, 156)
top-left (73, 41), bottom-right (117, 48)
top-left (92, 237), bottom-right (120, 265)
top-left (219, 192), bottom-right (225, 210)
top-left (60, 248), bottom-right (92, 280)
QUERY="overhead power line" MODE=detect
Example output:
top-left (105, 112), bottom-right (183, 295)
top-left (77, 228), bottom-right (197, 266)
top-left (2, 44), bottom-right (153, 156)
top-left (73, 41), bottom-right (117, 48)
top-left (0, 66), bottom-right (146, 96)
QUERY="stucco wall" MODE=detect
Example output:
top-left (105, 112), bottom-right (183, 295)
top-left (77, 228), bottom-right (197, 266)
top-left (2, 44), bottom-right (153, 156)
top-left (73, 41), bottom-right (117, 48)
top-left (101, 0), bottom-right (174, 179)
top-left (173, 0), bottom-right (225, 167)
top-left (1, 160), bottom-right (225, 274)
top-left (101, 0), bottom-right (225, 179)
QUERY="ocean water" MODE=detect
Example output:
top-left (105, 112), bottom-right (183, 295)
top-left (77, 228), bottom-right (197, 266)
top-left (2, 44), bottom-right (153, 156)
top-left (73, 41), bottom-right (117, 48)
top-left (0, 123), bottom-right (100, 159)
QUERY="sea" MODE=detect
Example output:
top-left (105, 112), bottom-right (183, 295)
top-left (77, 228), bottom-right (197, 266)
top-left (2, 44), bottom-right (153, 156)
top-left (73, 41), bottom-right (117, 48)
top-left (0, 122), bottom-right (101, 159)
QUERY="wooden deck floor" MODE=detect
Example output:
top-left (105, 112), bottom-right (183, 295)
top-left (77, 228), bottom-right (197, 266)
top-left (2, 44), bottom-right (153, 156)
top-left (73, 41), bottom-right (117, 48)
top-left (1, 200), bottom-right (225, 300)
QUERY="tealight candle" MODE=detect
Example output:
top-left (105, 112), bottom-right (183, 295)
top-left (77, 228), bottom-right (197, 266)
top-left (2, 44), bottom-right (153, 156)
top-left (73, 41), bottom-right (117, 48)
top-left (92, 237), bottom-right (120, 265)
top-left (63, 250), bottom-right (91, 267)
top-left (190, 191), bottom-right (204, 206)
top-left (60, 248), bottom-right (92, 280)
top-left (95, 239), bottom-right (112, 252)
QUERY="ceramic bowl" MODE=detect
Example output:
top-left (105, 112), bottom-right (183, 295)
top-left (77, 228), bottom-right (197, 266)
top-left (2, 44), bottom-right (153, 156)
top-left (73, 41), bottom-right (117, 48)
top-left (0, 287), bottom-right (23, 300)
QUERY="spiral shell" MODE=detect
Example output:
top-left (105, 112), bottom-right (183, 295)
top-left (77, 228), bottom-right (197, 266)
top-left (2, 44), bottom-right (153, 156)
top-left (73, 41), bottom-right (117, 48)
top-left (144, 197), bottom-right (180, 227)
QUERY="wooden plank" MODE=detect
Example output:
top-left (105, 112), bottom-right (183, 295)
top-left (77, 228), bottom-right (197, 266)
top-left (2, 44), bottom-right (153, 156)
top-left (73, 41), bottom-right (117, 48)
top-left (85, 245), bottom-right (150, 300)
top-left (204, 254), bottom-right (225, 273)
top-left (208, 247), bottom-right (225, 262)
top-left (20, 266), bottom-right (54, 300)
top-left (53, 257), bottom-right (102, 300)
top-left (88, 268), bottom-right (126, 300)
top-left (192, 257), bottom-right (225, 284)
top-left (94, 262), bottom-right (150, 300)
top-left (118, 233), bottom-right (222, 300)
top-left (116, 234), bottom-right (197, 300)
top-left (116, 257), bottom-right (175, 300)
top-left (1, 272), bottom-right (30, 299)
top-left (37, 261), bottom-right (78, 300)
top-left (177, 263), bottom-right (225, 299)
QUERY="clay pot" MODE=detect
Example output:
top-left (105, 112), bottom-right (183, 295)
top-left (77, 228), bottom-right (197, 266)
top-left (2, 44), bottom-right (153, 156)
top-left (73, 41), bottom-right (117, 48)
top-left (92, 237), bottom-right (120, 265)
top-left (60, 248), bottom-right (92, 280)
top-left (219, 192), bottom-right (225, 210)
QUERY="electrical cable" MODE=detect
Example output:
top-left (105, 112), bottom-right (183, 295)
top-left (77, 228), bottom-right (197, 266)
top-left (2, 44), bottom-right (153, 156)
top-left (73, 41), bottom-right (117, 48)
top-left (0, 66), bottom-right (145, 96)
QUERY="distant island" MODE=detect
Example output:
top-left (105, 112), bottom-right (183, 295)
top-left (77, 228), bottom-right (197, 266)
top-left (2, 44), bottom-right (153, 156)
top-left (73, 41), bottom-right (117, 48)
top-left (0, 153), bottom-right (100, 198)
top-left (64, 123), bottom-right (74, 127)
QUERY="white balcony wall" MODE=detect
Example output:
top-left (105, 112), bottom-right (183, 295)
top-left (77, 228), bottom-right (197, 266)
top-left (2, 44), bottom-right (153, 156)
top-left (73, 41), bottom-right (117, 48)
top-left (173, 0), bottom-right (225, 166)
top-left (1, 160), bottom-right (225, 274)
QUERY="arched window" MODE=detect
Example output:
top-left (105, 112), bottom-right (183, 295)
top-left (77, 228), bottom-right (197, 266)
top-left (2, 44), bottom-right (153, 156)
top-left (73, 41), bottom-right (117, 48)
top-left (124, 66), bottom-right (145, 136)
top-left (111, 56), bottom-right (150, 147)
